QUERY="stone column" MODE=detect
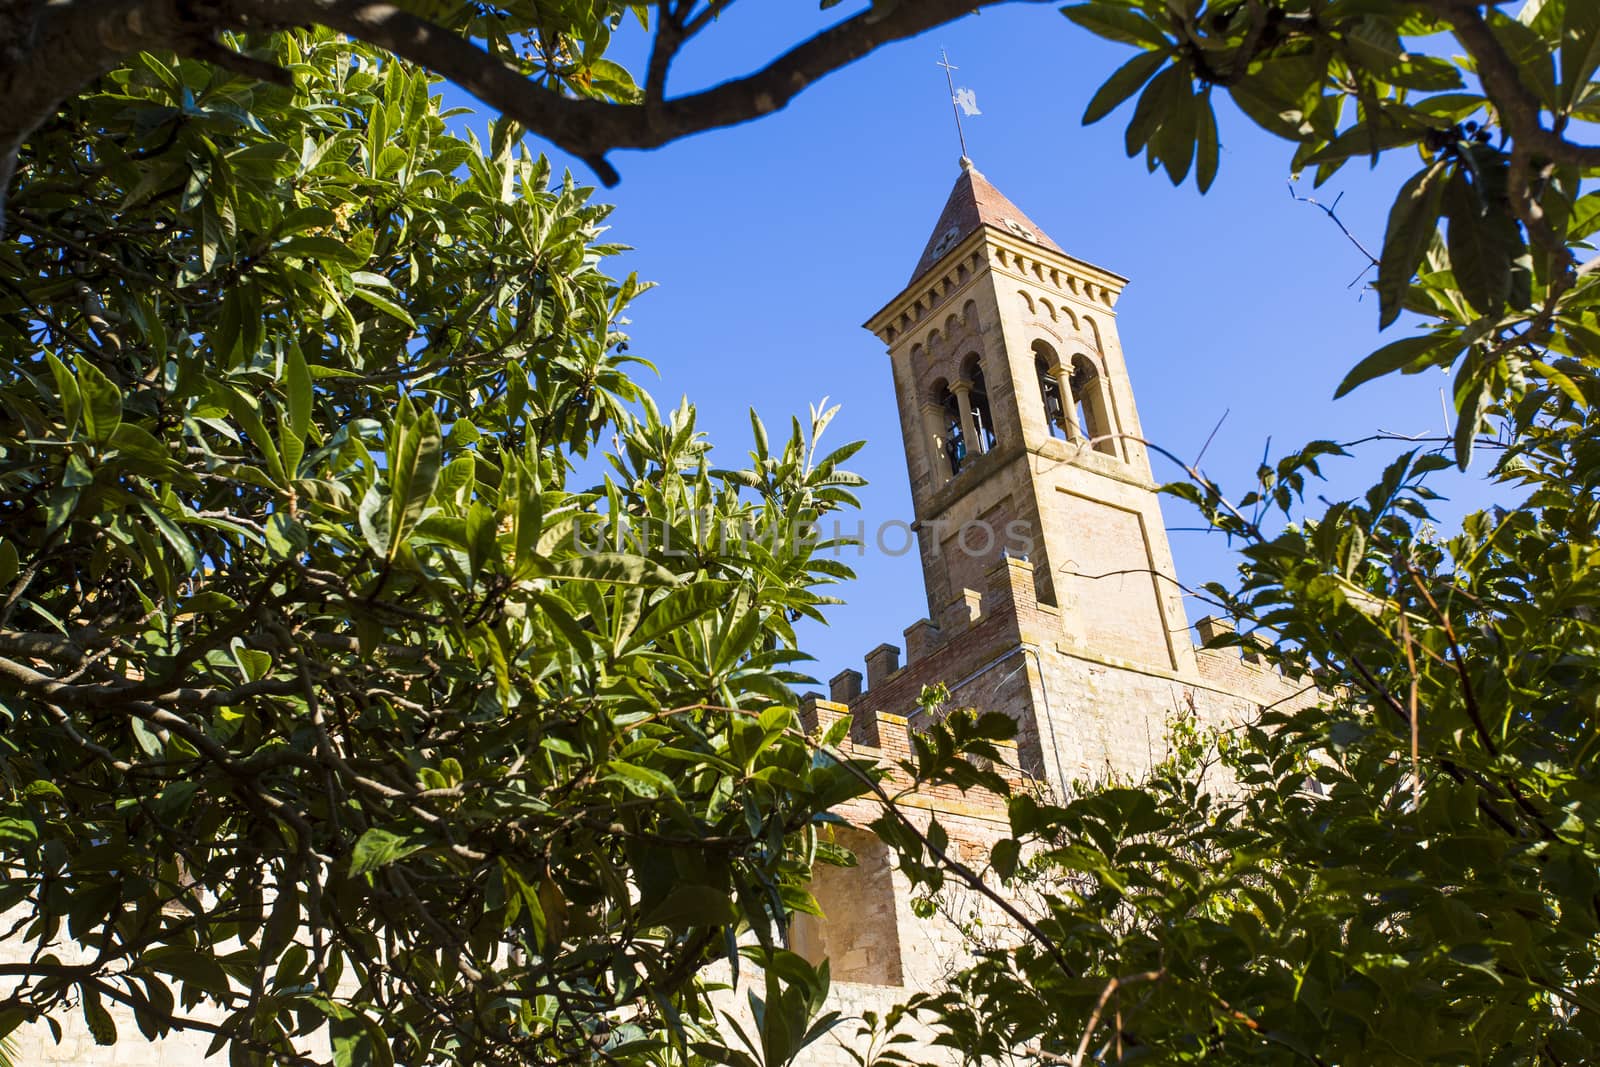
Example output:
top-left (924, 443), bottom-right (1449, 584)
top-left (1051, 364), bottom-right (1081, 441)
top-left (949, 381), bottom-right (978, 465)
top-left (919, 401), bottom-right (951, 479)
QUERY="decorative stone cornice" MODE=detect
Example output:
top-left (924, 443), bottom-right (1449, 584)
top-left (865, 224), bottom-right (1129, 346)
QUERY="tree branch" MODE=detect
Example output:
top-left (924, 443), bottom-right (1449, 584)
top-left (1431, 0), bottom-right (1600, 169)
top-left (285, 0), bottom-right (1037, 182)
top-left (3, 0), bottom-right (1040, 218)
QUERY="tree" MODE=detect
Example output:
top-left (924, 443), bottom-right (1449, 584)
top-left (0, 28), bottom-right (897, 1066)
top-left (857, 1), bottom-right (1600, 1064)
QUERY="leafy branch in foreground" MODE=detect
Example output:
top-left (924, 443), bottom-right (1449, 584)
top-left (0, 0), bottom-right (1031, 216)
top-left (1067, 0), bottom-right (1600, 468)
top-left (0, 31), bottom-right (892, 1067)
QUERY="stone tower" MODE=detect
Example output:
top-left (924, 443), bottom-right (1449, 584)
top-left (822, 158), bottom-right (1306, 795)
top-left (867, 155), bottom-right (1193, 675)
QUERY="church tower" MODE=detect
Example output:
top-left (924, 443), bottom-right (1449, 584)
top-left (811, 158), bottom-right (1307, 794)
top-left (863, 157), bottom-right (1193, 675)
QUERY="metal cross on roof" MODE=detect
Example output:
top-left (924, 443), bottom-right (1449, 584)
top-left (936, 49), bottom-right (972, 161)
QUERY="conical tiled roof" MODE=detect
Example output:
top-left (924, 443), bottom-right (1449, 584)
top-left (909, 157), bottom-right (1064, 282)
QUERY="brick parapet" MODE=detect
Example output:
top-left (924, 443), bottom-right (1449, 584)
top-left (796, 695), bottom-right (1020, 824)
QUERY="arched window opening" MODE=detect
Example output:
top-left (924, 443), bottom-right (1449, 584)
top-left (1033, 342), bottom-right (1071, 441)
top-left (1070, 355), bottom-right (1118, 457)
top-left (934, 380), bottom-right (966, 476)
top-left (961, 354), bottom-right (997, 455)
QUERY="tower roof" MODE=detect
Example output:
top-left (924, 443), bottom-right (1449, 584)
top-left (909, 158), bottom-right (1064, 282)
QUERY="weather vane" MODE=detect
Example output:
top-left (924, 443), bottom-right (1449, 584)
top-left (937, 49), bottom-right (981, 160)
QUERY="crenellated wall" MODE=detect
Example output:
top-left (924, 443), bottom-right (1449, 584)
top-left (825, 555), bottom-right (1315, 794)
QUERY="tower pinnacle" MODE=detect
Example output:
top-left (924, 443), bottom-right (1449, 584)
top-left (909, 161), bottom-right (1064, 282)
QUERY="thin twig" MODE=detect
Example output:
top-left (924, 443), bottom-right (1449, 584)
top-left (1070, 969), bottom-right (1164, 1067)
top-left (1288, 183), bottom-right (1380, 267)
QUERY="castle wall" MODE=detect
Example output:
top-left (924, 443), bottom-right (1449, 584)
top-left (794, 556), bottom-right (1318, 1064)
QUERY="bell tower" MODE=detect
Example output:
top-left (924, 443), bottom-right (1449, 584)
top-left (864, 158), bottom-right (1194, 673)
top-left (792, 160), bottom-right (1318, 1012)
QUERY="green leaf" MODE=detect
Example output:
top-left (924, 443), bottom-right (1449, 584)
top-left (231, 641), bottom-right (272, 682)
top-left (385, 403), bottom-right (442, 561)
top-left (1376, 161), bottom-right (1448, 328)
top-left (45, 352), bottom-right (81, 433)
top-left (1562, 0), bottom-right (1600, 110)
top-left (330, 1012), bottom-right (392, 1067)
top-left (1152, 74), bottom-right (1199, 184)
top-left (1062, 3), bottom-right (1170, 48)
top-left (265, 512), bottom-right (309, 559)
top-left (144, 946), bottom-right (232, 996)
top-left (606, 761), bottom-right (677, 798)
top-left (1194, 95), bottom-right (1219, 193)
top-left (641, 884), bottom-right (738, 932)
top-left (283, 342), bottom-right (313, 476)
top-left (275, 234), bottom-right (369, 266)
top-left (1083, 50), bottom-right (1168, 124)
top-left (1335, 333), bottom-right (1464, 398)
top-left (1124, 66), bottom-right (1184, 158)
top-left (1453, 365), bottom-right (1494, 468)
top-left (111, 422), bottom-right (173, 468)
top-left (352, 286), bottom-right (417, 328)
top-left (349, 828), bottom-right (423, 876)
top-left (1303, 121), bottom-right (1425, 166)
top-left (136, 498), bottom-right (199, 574)
top-left (81, 987), bottom-right (116, 1045)
top-left (630, 582), bottom-right (729, 649)
top-left (991, 838), bottom-right (1022, 880)
top-left (77, 360), bottom-right (123, 444)
top-left (1445, 170), bottom-right (1523, 316)
top-left (226, 388), bottom-right (286, 484)
top-left (1531, 360), bottom-right (1586, 407)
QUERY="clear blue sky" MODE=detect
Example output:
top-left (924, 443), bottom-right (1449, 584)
top-left (451, 3), bottom-right (1506, 686)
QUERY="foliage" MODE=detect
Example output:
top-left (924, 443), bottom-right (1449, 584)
top-left (0, 29), bottom-right (887, 1067)
top-left (1065, 0), bottom-right (1600, 465)
top-left (865, 1), bottom-right (1600, 1064)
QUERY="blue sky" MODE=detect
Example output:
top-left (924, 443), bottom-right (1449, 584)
top-left (454, 3), bottom-right (1509, 686)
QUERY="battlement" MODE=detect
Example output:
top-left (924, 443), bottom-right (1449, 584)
top-left (796, 695), bottom-right (1021, 822)
top-left (1191, 613), bottom-right (1312, 695)
top-left (816, 554), bottom-right (1317, 794)
top-left (838, 558), bottom-right (1301, 716)
top-left (832, 555), bottom-right (1044, 712)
